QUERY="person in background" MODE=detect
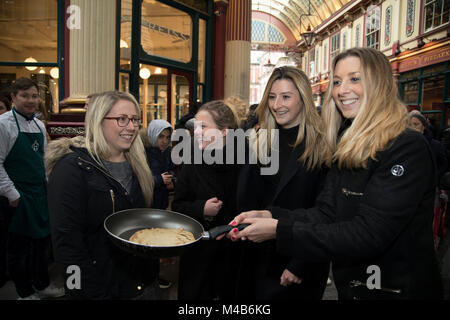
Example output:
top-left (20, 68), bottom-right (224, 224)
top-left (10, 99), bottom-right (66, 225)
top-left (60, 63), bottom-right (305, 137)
top-left (46, 91), bottom-right (159, 299)
top-left (0, 78), bottom-right (64, 300)
top-left (146, 119), bottom-right (175, 210)
top-left (228, 47), bottom-right (443, 300)
top-left (0, 92), bottom-right (11, 115)
top-left (144, 119), bottom-right (175, 290)
top-left (235, 66), bottom-right (330, 300)
top-left (171, 100), bottom-right (243, 300)
top-left (240, 103), bottom-right (259, 131)
top-left (0, 89), bottom-right (12, 288)
top-left (409, 111), bottom-right (447, 179)
top-left (175, 102), bottom-right (200, 130)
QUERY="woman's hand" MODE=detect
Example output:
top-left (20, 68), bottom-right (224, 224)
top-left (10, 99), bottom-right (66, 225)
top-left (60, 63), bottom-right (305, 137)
top-left (280, 269), bottom-right (302, 287)
top-left (231, 210), bottom-right (273, 226)
top-left (204, 197), bottom-right (223, 217)
top-left (229, 217), bottom-right (278, 243)
top-left (161, 172), bottom-right (173, 185)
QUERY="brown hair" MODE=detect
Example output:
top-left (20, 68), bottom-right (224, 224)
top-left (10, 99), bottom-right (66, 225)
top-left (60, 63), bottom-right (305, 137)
top-left (11, 78), bottom-right (39, 96)
top-left (198, 100), bottom-right (240, 130)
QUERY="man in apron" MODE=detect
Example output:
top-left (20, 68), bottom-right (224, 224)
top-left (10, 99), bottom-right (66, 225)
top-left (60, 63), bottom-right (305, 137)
top-left (0, 78), bottom-right (64, 300)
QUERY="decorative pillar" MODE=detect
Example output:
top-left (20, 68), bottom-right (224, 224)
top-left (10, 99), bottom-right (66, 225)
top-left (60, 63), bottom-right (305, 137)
top-left (213, 0), bottom-right (228, 100)
top-left (67, 0), bottom-right (116, 101)
top-left (224, 0), bottom-right (251, 105)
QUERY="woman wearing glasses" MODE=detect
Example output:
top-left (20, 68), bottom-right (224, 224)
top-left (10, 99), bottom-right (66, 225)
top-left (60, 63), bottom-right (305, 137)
top-left (45, 91), bottom-right (159, 299)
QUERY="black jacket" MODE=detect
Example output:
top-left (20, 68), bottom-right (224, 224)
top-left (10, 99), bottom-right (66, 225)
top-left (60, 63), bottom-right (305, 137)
top-left (145, 146), bottom-right (174, 210)
top-left (46, 138), bottom-right (158, 299)
top-left (273, 129), bottom-right (443, 299)
top-left (236, 132), bottom-right (329, 300)
top-left (171, 142), bottom-right (242, 299)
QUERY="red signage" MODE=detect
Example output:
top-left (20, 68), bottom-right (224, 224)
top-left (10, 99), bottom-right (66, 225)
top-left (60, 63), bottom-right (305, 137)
top-left (399, 46), bottom-right (450, 73)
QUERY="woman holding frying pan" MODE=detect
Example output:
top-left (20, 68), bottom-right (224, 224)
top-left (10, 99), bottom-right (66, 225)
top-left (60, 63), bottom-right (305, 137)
top-left (45, 91), bottom-right (159, 299)
top-left (171, 100), bottom-right (243, 300)
top-left (227, 48), bottom-right (443, 300)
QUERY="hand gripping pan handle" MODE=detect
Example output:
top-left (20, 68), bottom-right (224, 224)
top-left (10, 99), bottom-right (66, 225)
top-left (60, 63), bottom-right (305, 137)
top-left (203, 223), bottom-right (250, 240)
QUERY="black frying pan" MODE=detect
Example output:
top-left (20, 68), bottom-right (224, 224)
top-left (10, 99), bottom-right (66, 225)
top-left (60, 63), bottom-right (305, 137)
top-left (104, 208), bottom-right (248, 258)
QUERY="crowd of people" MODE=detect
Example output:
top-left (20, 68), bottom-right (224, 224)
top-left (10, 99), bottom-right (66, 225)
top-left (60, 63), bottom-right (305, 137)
top-left (0, 47), bottom-right (448, 300)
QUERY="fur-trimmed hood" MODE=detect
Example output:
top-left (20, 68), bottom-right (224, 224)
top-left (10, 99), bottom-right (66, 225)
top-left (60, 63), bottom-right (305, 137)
top-left (45, 135), bottom-right (86, 176)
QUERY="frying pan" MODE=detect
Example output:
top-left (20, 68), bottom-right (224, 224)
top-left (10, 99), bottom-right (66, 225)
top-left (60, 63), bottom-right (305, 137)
top-left (104, 208), bottom-right (248, 258)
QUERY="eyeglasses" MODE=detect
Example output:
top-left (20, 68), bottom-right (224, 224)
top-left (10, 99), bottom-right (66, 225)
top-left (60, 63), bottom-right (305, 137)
top-left (104, 116), bottom-right (141, 127)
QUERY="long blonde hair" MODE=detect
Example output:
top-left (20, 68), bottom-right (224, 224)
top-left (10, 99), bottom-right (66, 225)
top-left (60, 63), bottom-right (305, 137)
top-left (322, 47), bottom-right (408, 169)
top-left (256, 66), bottom-right (329, 170)
top-left (84, 91), bottom-right (154, 207)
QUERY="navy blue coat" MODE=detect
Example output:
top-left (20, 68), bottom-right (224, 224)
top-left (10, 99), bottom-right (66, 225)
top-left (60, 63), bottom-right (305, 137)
top-left (145, 146), bottom-right (174, 210)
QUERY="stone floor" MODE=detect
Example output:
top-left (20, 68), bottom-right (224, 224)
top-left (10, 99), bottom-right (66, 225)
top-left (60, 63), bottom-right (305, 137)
top-left (1, 241), bottom-right (448, 300)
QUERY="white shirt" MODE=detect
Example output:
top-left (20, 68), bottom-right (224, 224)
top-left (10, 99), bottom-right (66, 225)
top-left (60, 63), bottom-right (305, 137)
top-left (0, 109), bottom-right (47, 202)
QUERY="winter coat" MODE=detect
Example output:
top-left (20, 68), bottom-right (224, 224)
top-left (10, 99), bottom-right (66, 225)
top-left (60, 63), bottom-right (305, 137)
top-left (272, 129), bottom-right (443, 300)
top-left (45, 136), bottom-right (158, 299)
top-left (171, 140), bottom-right (242, 299)
top-left (236, 128), bottom-right (330, 300)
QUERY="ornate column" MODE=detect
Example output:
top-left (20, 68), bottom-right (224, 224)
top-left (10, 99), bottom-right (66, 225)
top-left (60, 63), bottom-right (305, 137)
top-left (224, 0), bottom-right (251, 104)
top-left (67, 0), bottom-right (116, 101)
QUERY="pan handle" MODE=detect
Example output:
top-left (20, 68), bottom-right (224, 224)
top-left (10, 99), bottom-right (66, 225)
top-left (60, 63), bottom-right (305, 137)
top-left (206, 223), bottom-right (250, 240)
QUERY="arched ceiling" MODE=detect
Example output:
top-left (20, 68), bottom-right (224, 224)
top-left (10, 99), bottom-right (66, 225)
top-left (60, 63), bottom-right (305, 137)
top-left (252, 0), bottom-right (353, 41)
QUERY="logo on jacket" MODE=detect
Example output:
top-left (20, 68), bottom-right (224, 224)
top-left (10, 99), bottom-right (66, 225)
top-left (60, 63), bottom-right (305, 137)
top-left (391, 165), bottom-right (404, 176)
top-left (31, 140), bottom-right (40, 152)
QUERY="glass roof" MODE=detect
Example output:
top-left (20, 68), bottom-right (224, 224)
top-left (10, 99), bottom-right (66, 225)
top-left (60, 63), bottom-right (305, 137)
top-left (252, 0), bottom-right (352, 41)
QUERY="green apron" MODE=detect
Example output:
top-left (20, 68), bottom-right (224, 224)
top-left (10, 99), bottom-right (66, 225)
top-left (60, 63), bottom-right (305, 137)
top-left (3, 109), bottom-right (50, 238)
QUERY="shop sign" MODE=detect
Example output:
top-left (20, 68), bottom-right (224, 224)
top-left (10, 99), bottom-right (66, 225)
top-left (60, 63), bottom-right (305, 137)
top-left (399, 47), bottom-right (450, 73)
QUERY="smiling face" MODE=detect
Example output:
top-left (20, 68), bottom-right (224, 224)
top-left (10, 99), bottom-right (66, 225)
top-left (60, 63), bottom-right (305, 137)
top-left (332, 56), bottom-right (365, 120)
top-left (11, 86), bottom-right (39, 117)
top-left (268, 78), bottom-right (302, 129)
top-left (194, 110), bottom-right (226, 150)
top-left (102, 99), bottom-right (139, 161)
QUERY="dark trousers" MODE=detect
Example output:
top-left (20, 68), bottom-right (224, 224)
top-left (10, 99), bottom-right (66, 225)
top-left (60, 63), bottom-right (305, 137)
top-left (0, 197), bottom-right (12, 282)
top-left (7, 233), bottom-right (50, 298)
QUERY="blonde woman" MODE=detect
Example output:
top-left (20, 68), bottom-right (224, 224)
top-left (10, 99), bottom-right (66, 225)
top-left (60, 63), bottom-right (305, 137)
top-left (46, 91), bottom-right (158, 299)
top-left (235, 66), bottom-right (330, 300)
top-left (229, 48), bottom-right (443, 299)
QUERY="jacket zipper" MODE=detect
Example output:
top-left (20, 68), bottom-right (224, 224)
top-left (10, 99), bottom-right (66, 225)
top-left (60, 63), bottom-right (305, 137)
top-left (77, 156), bottom-right (128, 192)
top-left (77, 156), bottom-right (129, 212)
top-left (342, 188), bottom-right (364, 197)
top-left (349, 280), bottom-right (402, 294)
top-left (110, 190), bottom-right (115, 213)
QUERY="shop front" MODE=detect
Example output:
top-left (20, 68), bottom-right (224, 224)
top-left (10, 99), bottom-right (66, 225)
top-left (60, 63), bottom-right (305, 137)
top-left (0, 0), bottom-right (213, 138)
top-left (395, 40), bottom-right (450, 129)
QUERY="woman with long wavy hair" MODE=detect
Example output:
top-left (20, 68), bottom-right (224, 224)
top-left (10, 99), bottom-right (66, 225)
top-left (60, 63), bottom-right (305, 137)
top-left (228, 48), bottom-right (443, 299)
top-left (235, 66), bottom-right (331, 300)
top-left (46, 91), bottom-right (158, 299)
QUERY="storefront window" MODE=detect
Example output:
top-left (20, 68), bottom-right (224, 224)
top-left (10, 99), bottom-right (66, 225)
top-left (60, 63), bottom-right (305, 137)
top-left (330, 33), bottom-right (340, 62)
top-left (424, 0), bottom-right (450, 32)
top-left (139, 64), bottom-right (168, 125)
top-left (0, 0), bottom-right (58, 112)
top-left (119, 72), bottom-right (129, 92)
top-left (422, 74), bottom-right (445, 111)
top-left (198, 18), bottom-right (206, 83)
top-left (0, 1), bottom-right (57, 63)
top-left (141, 0), bottom-right (192, 63)
top-left (120, 0), bottom-right (132, 70)
top-left (402, 81), bottom-right (419, 105)
top-left (365, 5), bottom-right (380, 50)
